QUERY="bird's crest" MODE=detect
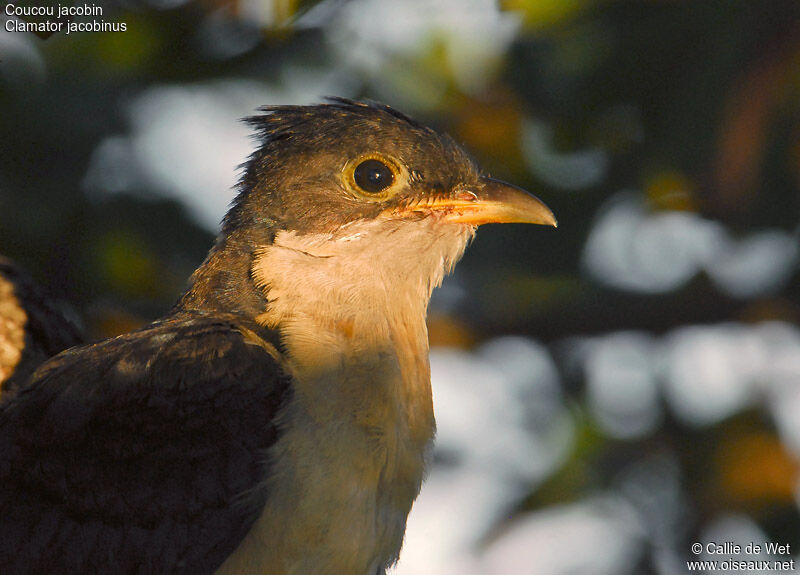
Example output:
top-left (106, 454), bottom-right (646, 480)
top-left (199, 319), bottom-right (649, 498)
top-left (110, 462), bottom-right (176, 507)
top-left (243, 97), bottom-right (433, 144)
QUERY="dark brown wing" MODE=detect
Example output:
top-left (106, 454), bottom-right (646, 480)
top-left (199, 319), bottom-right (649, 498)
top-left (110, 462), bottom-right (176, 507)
top-left (0, 258), bottom-right (83, 398)
top-left (0, 312), bottom-right (291, 574)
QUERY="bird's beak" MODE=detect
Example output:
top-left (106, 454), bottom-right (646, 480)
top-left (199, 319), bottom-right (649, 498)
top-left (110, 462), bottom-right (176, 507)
top-left (404, 177), bottom-right (557, 227)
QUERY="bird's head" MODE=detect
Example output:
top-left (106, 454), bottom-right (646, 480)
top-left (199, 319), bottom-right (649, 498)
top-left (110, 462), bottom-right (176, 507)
top-left (227, 98), bottom-right (555, 237)
top-left (185, 99), bottom-right (555, 323)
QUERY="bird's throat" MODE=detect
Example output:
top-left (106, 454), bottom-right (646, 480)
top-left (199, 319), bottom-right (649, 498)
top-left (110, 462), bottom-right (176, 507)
top-left (249, 219), bottom-right (473, 442)
top-left (250, 218), bottom-right (473, 361)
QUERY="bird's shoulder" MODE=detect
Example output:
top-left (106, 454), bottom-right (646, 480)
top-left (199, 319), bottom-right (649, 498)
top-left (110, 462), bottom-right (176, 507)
top-left (0, 310), bottom-right (292, 574)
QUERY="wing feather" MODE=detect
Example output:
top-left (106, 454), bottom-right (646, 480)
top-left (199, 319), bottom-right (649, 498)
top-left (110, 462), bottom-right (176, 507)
top-left (0, 312), bottom-right (290, 574)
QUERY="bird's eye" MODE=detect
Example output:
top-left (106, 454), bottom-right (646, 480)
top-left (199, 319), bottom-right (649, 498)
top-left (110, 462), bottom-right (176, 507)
top-left (353, 159), bottom-right (395, 194)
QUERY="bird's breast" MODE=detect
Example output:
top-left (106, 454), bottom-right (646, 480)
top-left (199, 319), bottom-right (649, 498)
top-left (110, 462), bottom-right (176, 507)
top-left (217, 311), bottom-right (435, 575)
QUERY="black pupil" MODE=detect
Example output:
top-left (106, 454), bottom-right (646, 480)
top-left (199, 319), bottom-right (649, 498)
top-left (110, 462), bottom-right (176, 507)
top-left (354, 159), bottom-right (394, 193)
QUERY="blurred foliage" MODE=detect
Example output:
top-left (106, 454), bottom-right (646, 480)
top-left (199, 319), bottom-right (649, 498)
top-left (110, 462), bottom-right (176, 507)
top-left (2, 0), bottom-right (800, 572)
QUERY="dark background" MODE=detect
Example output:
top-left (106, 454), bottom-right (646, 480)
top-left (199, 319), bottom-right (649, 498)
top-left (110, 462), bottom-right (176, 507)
top-left (2, 1), bottom-right (799, 572)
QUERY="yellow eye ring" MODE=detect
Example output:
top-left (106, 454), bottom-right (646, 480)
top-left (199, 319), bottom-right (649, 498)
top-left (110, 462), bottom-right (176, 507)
top-left (344, 154), bottom-right (403, 201)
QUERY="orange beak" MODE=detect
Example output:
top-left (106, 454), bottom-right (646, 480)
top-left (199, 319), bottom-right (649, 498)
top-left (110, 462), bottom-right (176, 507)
top-left (398, 177), bottom-right (557, 227)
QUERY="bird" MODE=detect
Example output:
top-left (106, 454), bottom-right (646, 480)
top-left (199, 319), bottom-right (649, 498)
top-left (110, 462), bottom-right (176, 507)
top-left (0, 257), bottom-right (83, 399)
top-left (0, 98), bottom-right (555, 575)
